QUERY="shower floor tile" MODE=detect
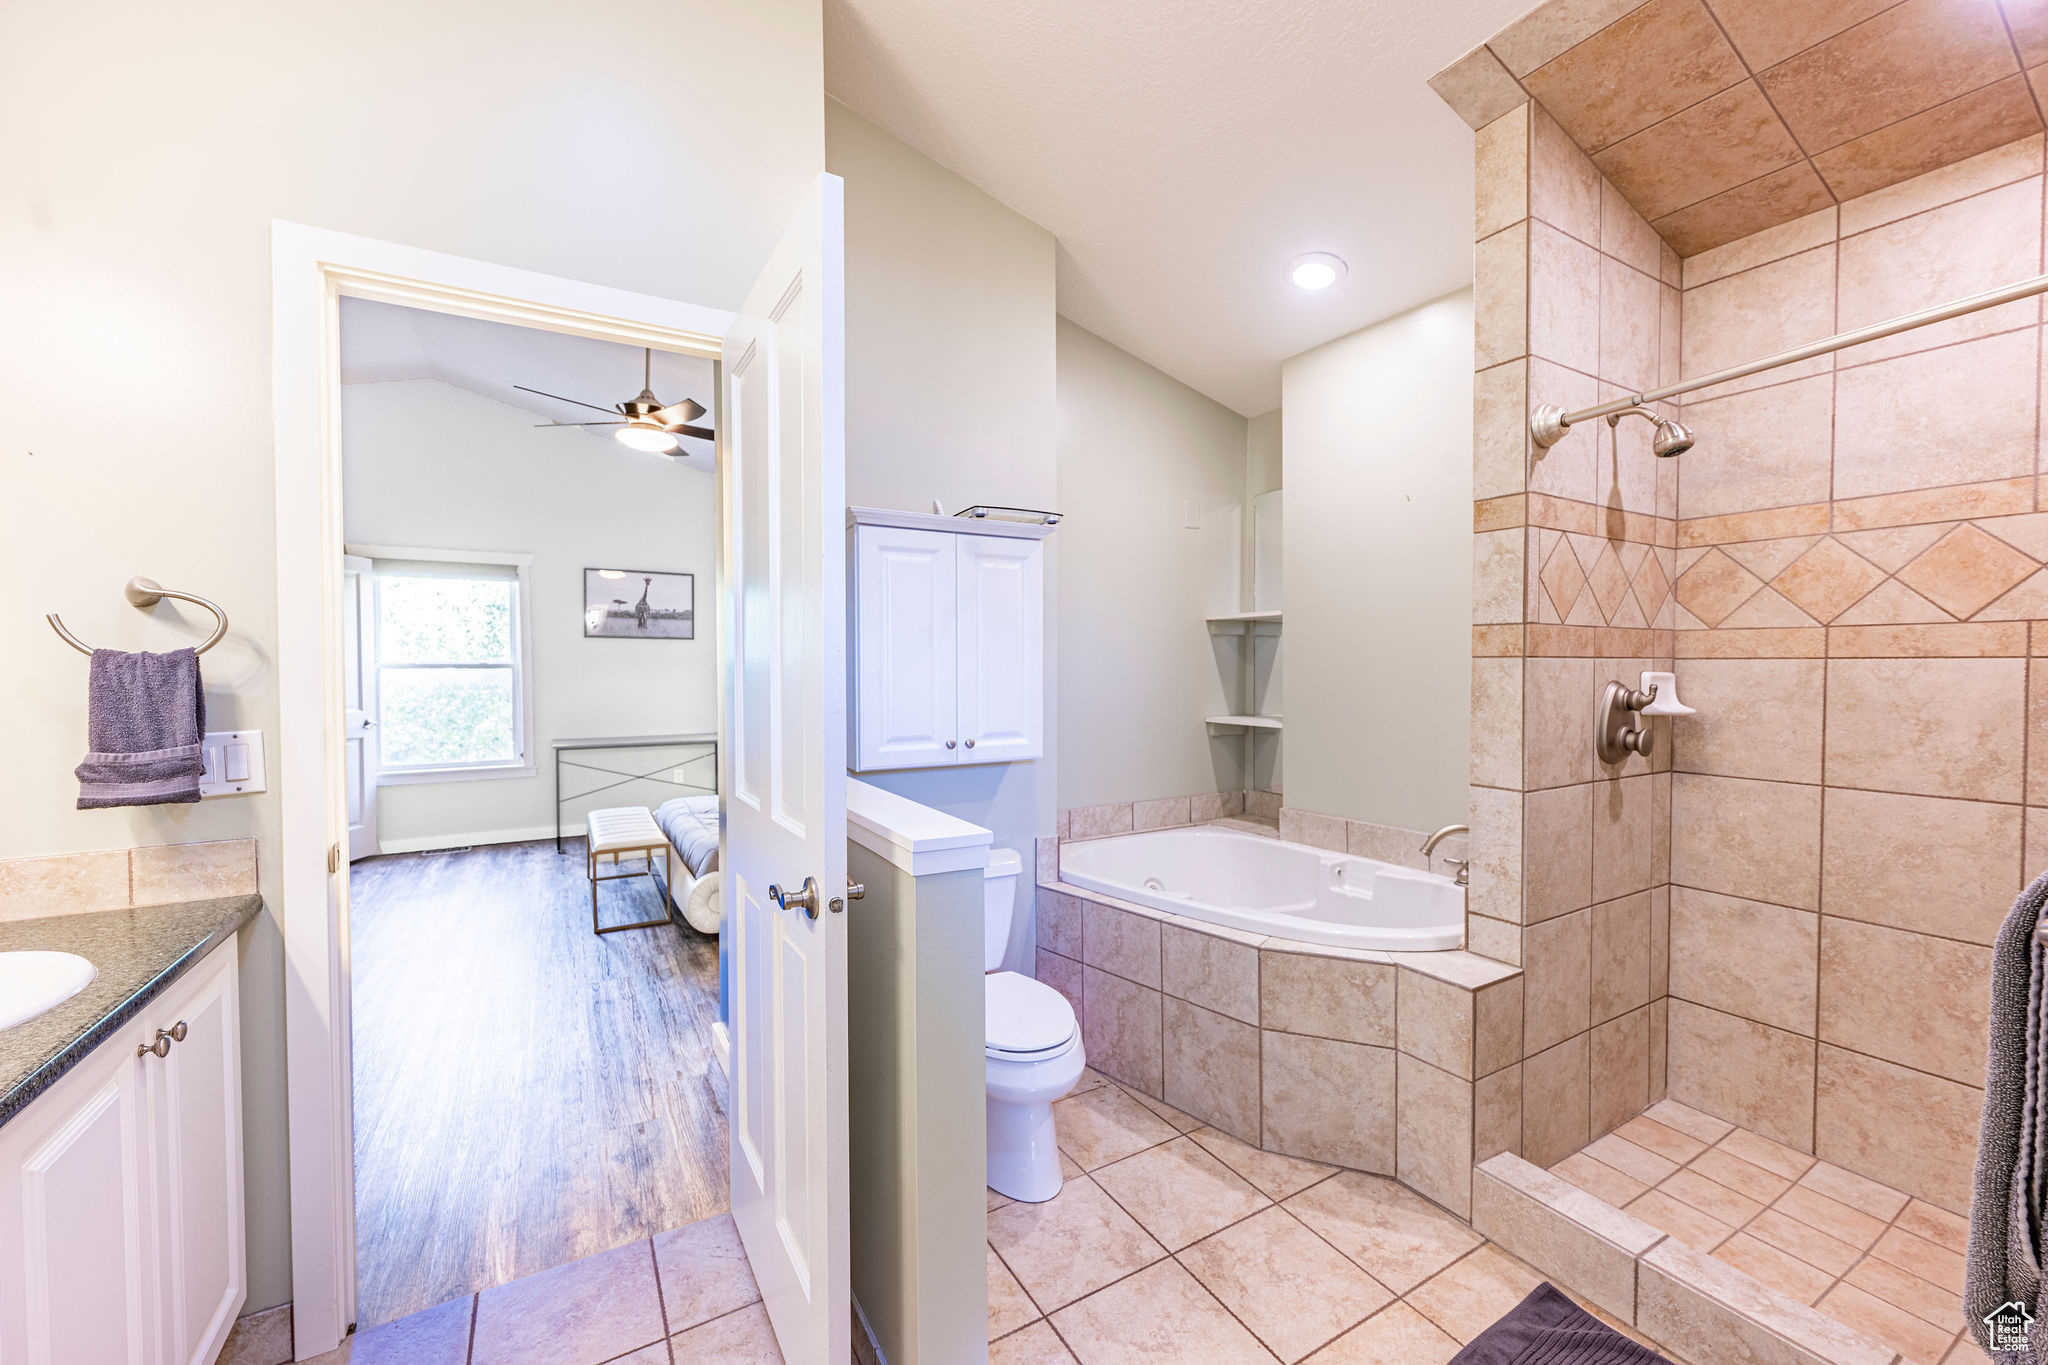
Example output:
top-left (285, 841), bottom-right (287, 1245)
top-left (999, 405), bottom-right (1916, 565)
top-left (1549, 1100), bottom-right (1972, 1364)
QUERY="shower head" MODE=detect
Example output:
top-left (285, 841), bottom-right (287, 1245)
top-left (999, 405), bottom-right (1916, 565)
top-left (1605, 405), bottom-right (1693, 458)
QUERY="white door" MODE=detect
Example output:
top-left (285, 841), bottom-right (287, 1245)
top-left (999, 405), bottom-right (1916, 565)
top-left (853, 526), bottom-right (957, 771)
top-left (720, 173), bottom-right (850, 1364)
top-left (342, 555), bottom-right (379, 861)
top-left (150, 949), bottom-right (246, 1365)
top-left (957, 534), bottom-right (1044, 763)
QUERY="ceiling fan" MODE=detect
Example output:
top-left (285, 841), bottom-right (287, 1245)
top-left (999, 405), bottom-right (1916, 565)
top-left (516, 347), bottom-right (713, 454)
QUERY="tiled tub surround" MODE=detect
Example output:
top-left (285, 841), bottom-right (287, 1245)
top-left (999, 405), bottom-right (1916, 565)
top-left (1034, 876), bottom-right (1519, 1219)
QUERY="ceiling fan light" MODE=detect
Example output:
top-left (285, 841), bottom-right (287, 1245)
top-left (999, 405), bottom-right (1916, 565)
top-left (616, 421), bottom-right (679, 453)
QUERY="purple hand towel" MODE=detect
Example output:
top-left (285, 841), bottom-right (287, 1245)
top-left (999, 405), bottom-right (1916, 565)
top-left (1451, 1283), bottom-right (1672, 1365)
top-left (74, 648), bottom-right (206, 809)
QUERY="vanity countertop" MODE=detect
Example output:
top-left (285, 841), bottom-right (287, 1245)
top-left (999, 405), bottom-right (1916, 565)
top-left (0, 895), bottom-right (261, 1129)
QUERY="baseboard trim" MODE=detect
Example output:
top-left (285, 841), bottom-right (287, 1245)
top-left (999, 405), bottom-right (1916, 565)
top-left (372, 825), bottom-right (560, 855)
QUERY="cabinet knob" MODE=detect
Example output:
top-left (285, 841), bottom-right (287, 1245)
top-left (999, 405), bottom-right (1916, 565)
top-left (168, 1021), bottom-right (189, 1043)
top-left (138, 1031), bottom-right (172, 1059)
top-left (945, 740), bottom-right (957, 750)
top-left (965, 738), bottom-right (976, 749)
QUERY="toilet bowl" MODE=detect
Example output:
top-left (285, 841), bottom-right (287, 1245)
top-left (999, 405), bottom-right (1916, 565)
top-left (983, 848), bottom-right (1085, 1203)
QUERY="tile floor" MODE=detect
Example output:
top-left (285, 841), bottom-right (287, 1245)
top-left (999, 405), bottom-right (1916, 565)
top-left (1549, 1099), bottom-right (1986, 1365)
top-left (989, 1068), bottom-right (1658, 1364)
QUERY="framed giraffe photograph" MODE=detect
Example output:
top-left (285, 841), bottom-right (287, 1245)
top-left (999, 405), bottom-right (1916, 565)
top-left (582, 567), bottom-right (695, 639)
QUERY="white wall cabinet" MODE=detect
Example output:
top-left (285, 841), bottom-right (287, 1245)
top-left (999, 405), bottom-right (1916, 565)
top-left (0, 938), bottom-right (245, 1365)
top-left (849, 508), bottom-right (1050, 772)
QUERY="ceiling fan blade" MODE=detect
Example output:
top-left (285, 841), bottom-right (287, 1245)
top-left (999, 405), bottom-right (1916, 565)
top-left (654, 397), bottom-right (708, 427)
top-left (513, 384), bottom-right (623, 417)
top-left (672, 425), bottom-right (715, 442)
top-left (533, 420), bottom-right (625, 428)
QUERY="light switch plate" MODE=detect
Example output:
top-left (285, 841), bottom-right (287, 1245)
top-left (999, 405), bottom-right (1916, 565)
top-left (199, 730), bottom-right (266, 797)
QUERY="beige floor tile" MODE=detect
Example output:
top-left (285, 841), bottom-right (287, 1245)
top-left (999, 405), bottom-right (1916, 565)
top-left (1660, 1167), bottom-right (1765, 1227)
top-left (1283, 1172), bottom-right (1483, 1295)
top-left (668, 1302), bottom-right (784, 1362)
top-left (1187, 1127), bottom-right (1338, 1201)
top-left (348, 1295), bottom-right (473, 1365)
top-left (1712, 1233), bottom-right (1836, 1304)
top-left (1870, 1225), bottom-right (1966, 1296)
top-left (989, 1177), bottom-right (1168, 1311)
top-left (1075, 1068), bottom-right (1112, 1094)
top-left (1690, 1147), bottom-right (1793, 1203)
top-left (1717, 1126), bottom-right (1817, 1180)
top-left (1056, 1086), bottom-right (1182, 1170)
top-left (654, 1213), bottom-right (761, 1334)
top-left (1844, 1255), bottom-right (1963, 1330)
top-left (993, 1321), bottom-right (1081, 1364)
top-left (1614, 1114), bottom-right (1708, 1164)
top-left (1794, 1158), bottom-right (1909, 1221)
top-left (991, 1246), bottom-right (1042, 1339)
top-left (610, 1346), bottom-right (668, 1364)
top-left (1585, 1133), bottom-right (1679, 1185)
top-left (1091, 1137), bottom-right (1270, 1251)
top-left (991, 1188), bottom-right (1015, 1212)
top-left (1178, 1207), bottom-right (1393, 1363)
top-left (472, 1237), bottom-right (665, 1365)
top-left (1625, 1189), bottom-right (1736, 1253)
top-left (1774, 1184), bottom-right (1888, 1250)
top-left (1404, 1246), bottom-right (1546, 1345)
top-left (1300, 1303), bottom-right (1461, 1365)
top-left (1897, 1201), bottom-right (1969, 1257)
top-left (1746, 1207), bottom-right (1864, 1276)
top-left (1944, 1334), bottom-right (1995, 1363)
top-left (1050, 1258), bottom-right (1280, 1363)
top-left (1119, 1083), bottom-right (1205, 1134)
top-left (1645, 1098), bottom-right (1735, 1144)
top-left (1819, 1282), bottom-right (1957, 1365)
top-left (1548, 1151), bottom-right (1649, 1206)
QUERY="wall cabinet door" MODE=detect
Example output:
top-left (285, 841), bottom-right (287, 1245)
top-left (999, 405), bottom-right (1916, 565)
top-left (854, 526), bottom-right (958, 770)
top-left (956, 534), bottom-right (1043, 763)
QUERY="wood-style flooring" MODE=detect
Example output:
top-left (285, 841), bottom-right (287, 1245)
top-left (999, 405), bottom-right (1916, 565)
top-left (348, 838), bottom-right (727, 1329)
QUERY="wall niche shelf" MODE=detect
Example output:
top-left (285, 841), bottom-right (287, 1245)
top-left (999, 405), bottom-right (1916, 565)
top-left (1205, 714), bottom-right (1282, 730)
top-left (1205, 610), bottom-right (1281, 628)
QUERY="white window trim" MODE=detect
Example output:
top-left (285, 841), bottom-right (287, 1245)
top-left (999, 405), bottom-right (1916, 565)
top-left (346, 543), bottom-right (539, 782)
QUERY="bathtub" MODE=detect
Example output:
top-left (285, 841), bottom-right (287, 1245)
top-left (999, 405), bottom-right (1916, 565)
top-left (1059, 825), bottom-right (1464, 952)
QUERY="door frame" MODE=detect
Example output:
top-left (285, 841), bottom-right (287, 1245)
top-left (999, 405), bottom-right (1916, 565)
top-left (271, 220), bottom-right (733, 1360)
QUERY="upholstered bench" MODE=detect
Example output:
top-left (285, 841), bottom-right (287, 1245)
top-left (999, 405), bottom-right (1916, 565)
top-left (585, 806), bottom-right (674, 935)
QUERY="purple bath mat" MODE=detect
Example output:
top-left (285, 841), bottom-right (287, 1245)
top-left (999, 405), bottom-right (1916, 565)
top-left (1450, 1283), bottom-right (1674, 1365)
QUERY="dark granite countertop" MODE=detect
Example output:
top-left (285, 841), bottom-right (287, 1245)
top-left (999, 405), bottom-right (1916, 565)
top-left (0, 895), bottom-right (262, 1128)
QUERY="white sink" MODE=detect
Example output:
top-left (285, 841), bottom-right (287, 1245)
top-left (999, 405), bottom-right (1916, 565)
top-left (0, 952), bottom-right (96, 1032)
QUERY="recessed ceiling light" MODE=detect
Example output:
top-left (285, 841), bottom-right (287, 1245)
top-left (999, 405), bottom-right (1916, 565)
top-left (1287, 252), bottom-right (1347, 291)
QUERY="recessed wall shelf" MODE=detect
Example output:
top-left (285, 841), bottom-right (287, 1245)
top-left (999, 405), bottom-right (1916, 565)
top-left (1206, 715), bottom-right (1283, 730)
top-left (1205, 610), bottom-right (1281, 627)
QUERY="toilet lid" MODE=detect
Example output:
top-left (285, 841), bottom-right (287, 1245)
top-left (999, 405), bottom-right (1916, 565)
top-left (986, 972), bottom-right (1078, 1057)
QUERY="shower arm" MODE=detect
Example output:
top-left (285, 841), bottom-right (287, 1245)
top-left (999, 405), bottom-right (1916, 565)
top-left (1530, 268), bottom-right (2048, 448)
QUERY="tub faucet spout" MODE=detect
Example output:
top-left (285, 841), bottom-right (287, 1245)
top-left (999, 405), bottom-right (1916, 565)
top-left (1419, 824), bottom-right (1470, 887)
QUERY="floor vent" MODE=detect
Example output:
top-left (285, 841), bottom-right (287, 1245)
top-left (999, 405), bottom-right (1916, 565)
top-left (418, 846), bottom-right (474, 856)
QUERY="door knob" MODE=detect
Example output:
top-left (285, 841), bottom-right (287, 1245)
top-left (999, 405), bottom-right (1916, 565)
top-left (773, 877), bottom-right (822, 920)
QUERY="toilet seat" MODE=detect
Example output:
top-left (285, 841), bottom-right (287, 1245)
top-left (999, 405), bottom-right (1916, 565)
top-left (986, 971), bottom-right (1078, 1059)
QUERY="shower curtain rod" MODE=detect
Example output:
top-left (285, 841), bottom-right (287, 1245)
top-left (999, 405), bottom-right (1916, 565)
top-left (1530, 268), bottom-right (2048, 448)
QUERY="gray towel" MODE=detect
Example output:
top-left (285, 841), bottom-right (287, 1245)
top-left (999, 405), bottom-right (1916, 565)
top-left (74, 648), bottom-right (206, 809)
top-left (1967, 868), bottom-right (2048, 1360)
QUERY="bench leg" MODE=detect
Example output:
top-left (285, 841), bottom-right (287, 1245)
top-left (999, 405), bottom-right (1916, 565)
top-left (591, 844), bottom-right (676, 935)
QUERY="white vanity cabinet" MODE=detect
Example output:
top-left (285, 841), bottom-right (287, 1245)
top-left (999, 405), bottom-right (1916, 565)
top-left (849, 508), bottom-right (1050, 772)
top-left (0, 937), bottom-right (245, 1365)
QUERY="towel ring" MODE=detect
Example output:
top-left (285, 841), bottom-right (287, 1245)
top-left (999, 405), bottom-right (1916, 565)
top-left (48, 577), bottom-right (229, 656)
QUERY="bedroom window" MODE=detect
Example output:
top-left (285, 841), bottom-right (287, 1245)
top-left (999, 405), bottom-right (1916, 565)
top-left (370, 556), bottom-right (534, 779)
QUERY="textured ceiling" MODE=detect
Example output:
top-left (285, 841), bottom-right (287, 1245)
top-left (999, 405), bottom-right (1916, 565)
top-left (338, 299), bottom-right (718, 472)
top-left (1433, 0), bottom-right (2048, 255)
top-left (824, 0), bottom-right (1540, 415)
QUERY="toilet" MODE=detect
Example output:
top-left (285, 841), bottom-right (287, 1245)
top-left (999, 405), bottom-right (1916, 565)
top-left (983, 847), bottom-right (1085, 1202)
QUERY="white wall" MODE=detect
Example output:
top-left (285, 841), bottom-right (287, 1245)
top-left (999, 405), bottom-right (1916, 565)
top-left (826, 99), bottom-right (1058, 937)
top-left (342, 380), bottom-right (716, 848)
top-left (0, 0), bottom-right (822, 1309)
top-left (1056, 319), bottom-right (1251, 808)
top-left (1281, 290), bottom-right (1473, 832)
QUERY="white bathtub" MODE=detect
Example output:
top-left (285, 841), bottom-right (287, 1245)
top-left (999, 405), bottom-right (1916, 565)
top-left (1059, 826), bottom-right (1464, 952)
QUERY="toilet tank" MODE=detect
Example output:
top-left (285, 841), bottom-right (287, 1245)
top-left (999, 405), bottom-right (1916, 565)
top-left (984, 847), bottom-right (1023, 971)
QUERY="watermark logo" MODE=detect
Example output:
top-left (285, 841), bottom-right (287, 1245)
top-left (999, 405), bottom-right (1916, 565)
top-left (1987, 1301), bottom-right (2035, 1351)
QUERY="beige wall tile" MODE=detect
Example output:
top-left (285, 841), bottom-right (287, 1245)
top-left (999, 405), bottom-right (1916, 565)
top-left (1473, 657), bottom-right (1524, 790)
top-left (1669, 887), bottom-right (1818, 1035)
top-left (1260, 949), bottom-right (1395, 1047)
top-left (1521, 0), bottom-right (1747, 153)
top-left (1160, 923), bottom-right (1258, 1025)
top-left (1524, 657), bottom-right (1596, 790)
top-left (1474, 102), bottom-right (1531, 238)
top-left (1681, 246), bottom-right (1837, 403)
top-left (1710, 0), bottom-right (1895, 71)
top-left (1650, 884), bottom-right (1670, 997)
top-left (1084, 901), bottom-right (1162, 987)
top-left (1819, 918), bottom-right (1990, 1085)
top-left (1475, 361), bottom-right (1531, 501)
top-left (1037, 888), bottom-right (1083, 958)
top-left (1472, 1155), bottom-right (1665, 1323)
top-left (1528, 360), bottom-right (1600, 503)
top-left (1522, 1033), bottom-right (1591, 1167)
top-left (1346, 819), bottom-right (1430, 870)
top-left (1670, 773), bottom-right (1821, 910)
top-left (2031, 663), bottom-right (2048, 806)
top-left (1525, 784), bottom-right (1594, 923)
top-left (1590, 1006), bottom-right (1651, 1138)
top-left (1667, 999), bottom-right (1816, 1150)
top-left (1476, 1063), bottom-right (1524, 1162)
top-left (1816, 1045), bottom-right (1980, 1214)
top-left (1671, 658), bottom-right (1825, 784)
top-left (1261, 1031), bottom-right (1395, 1172)
top-left (1279, 807), bottom-right (1347, 853)
top-left (1476, 223), bottom-right (1531, 370)
top-left (1649, 995), bottom-right (1669, 1102)
top-left (1673, 376), bottom-right (1836, 521)
top-left (1838, 133), bottom-right (2043, 236)
top-left (1638, 1239), bottom-right (1896, 1365)
top-left (1469, 785), bottom-right (1526, 927)
top-left (1082, 967), bottom-right (1163, 1096)
top-left (1529, 221), bottom-right (1601, 375)
top-left (1599, 255), bottom-right (1661, 396)
top-left (129, 838), bottom-right (255, 905)
top-left (1132, 796), bottom-right (1191, 831)
top-left (1398, 969), bottom-right (1475, 1078)
top-left (1822, 787), bottom-right (2022, 944)
top-left (1430, 47), bottom-right (1530, 132)
top-left (1476, 976), bottom-right (1525, 1077)
top-left (1037, 950), bottom-right (1085, 1030)
top-left (1474, 529), bottom-right (1526, 626)
top-left (1825, 656), bottom-right (2025, 802)
top-left (1682, 205), bottom-right (1836, 290)
top-left (1591, 776), bottom-right (1655, 902)
top-left (1835, 329), bottom-right (2039, 500)
top-left (1524, 909), bottom-right (1591, 1054)
top-left (1468, 912), bottom-right (1524, 966)
top-left (1486, 0), bottom-right (1660, 79)
top-left (1589, 891), bottom-right (1652, 1025)
top-left (1398, 1053), bottom-right (1476, 1218)
top-left (1163, 997), bottom-right (1260, 1144)
top-left (1530, 103), bottom-right (1600, 242)
top-left (1068, 802), bottom-right (1135, 840)
top-left (0, 849), bottom-right (130, 922)
top-left (1602, 177), bottom-right (1663, 278)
